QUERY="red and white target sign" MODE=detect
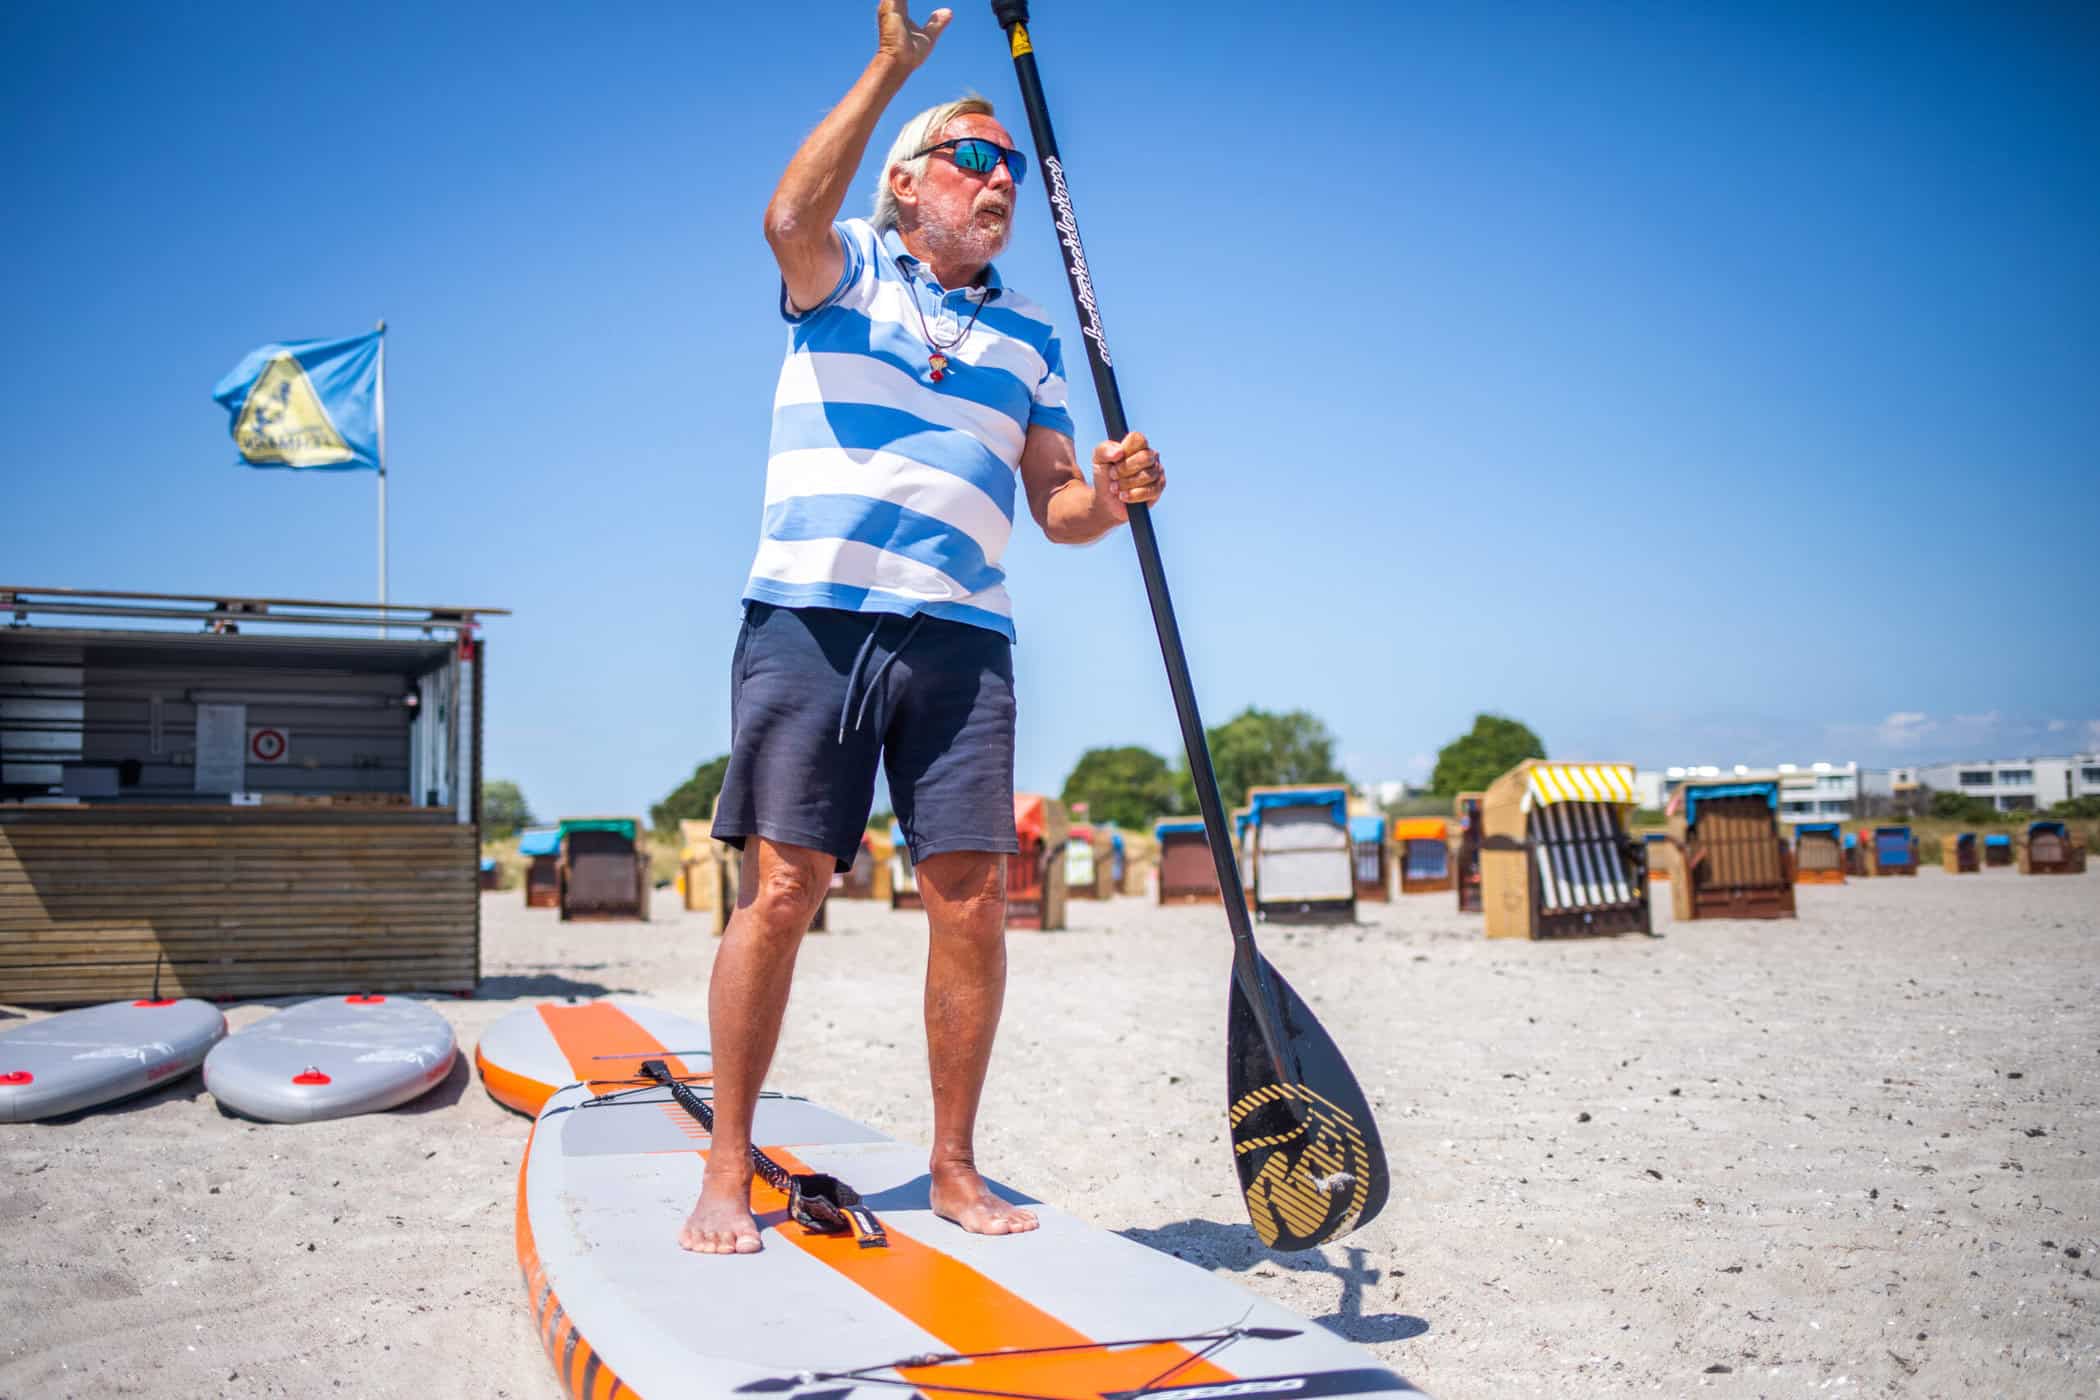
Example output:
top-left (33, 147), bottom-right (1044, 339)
top-left (247, 727), bottom-right (291, 764)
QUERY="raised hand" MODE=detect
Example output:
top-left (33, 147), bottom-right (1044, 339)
top-left (876, 0), bottom-right (952, 71)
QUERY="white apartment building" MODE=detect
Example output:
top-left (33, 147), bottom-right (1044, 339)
top-left (1774, 762), bottom-right (1861, 823)
top-left (1914, 756), bottom-right (2081, 812)
top-left (1640, 764), bottom-right (1855, 823)
top-left (1634, 756), bottom-right (2096, 821)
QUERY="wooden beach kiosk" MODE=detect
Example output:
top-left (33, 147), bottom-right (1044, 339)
top-left (1392, 818), bottom-right (1453, 895)
top-left (1942, 831), bottom-right (1980, 874)
top-left (1454, 791), bottom-right (1485, 913)
top-left (1792, 822), bottom-right (1847, 885)
top-left (1480, 760), bottom-right (1650, 940)
top-left (1860, 825), bottom-right (1919, 877)
top-left (1243, 786), bottom-right (1356, 924)
top-left (0, 586), bottom-right (499, 1005)
top-left (557, 817), bottom-right (650, 921)
top-left (2017, 820), bottom-right (2087, 875)
top-left (1154, 818), bottom-right (1220, 904)
top-left (1667, 775), bottom-right (1796, 920)
top-left (1007, 793), bottom-right (1069, 930)
top-left (1349, 815), bottom-right (1390, 901)
top-left (1983, 832), bottom-right (2013, 867)
top-left (520, 826), bottom-right (562, 907)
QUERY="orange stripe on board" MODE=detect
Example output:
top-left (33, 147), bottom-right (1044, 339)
top-left (729, 1147), bottom-right (1240, 1397)
top-left (516, 1121), bottom-right (631, 1400)
top-left (519, 1102), bottom-right (1236, 1398)
top-left (536, 1000), bottom-right (708, 1094)
top-left (477, 1044), bottom-right (558, 1117)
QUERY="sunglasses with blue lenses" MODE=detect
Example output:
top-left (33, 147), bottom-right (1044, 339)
top-left (912, 137), bottom-right (1029, 187)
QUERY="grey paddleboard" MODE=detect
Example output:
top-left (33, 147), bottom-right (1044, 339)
top-left (519, 1078), bottom-right (1428, 1399)
top-left (204, 995), bottom-right (457, 1124)
top-left (475, 997), bottom-right (711, 1118)
top-left (0, 998), bottom-right (226, 1123)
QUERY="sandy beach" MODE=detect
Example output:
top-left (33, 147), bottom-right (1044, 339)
top-left (3, 868), bottom-right (2095, 1398)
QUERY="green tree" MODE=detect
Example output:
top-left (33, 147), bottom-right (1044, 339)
top-left (1430, 714), bottom-right (1546, 795)
top-left (1061, 745), bottom-right (1177, 829)
top-left (1169, 707), bottom-right (1347, 812)
top-left (1928, 789), bottom-right (2004, 823)
top-left (651, 755), bottom-right (731, 837)
top-left (480, 779), bottom-right (534, 838)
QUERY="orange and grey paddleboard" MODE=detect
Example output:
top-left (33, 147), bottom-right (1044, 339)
top-left (475, 999), bottom-right (710, 1117)
top-left (516, 1068), bottom-right (1427, 1399)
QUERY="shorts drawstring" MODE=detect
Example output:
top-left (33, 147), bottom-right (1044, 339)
top-left (836, 613), bottom-right (928, 744)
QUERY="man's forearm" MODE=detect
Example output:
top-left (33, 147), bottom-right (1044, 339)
top-left (765, 57), bottom-right (911, 244)
top-left (1041, 479), bottom-right (1124, 546)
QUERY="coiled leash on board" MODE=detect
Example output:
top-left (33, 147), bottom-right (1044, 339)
top-left (639, 1059), bottom-right (887, 1248)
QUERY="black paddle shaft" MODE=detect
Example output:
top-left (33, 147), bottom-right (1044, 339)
top-left (989, 0), bottom-right (1290, 1081)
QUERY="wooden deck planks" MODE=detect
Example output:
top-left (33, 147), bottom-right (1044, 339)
top-left (0, 816), bottom-right (479, 1005)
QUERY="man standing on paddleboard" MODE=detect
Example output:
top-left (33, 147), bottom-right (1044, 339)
top-left (683, 0), bottom-right (1164, 1255)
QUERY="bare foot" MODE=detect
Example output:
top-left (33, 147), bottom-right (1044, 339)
top-left (679, 1169), bottom-right (762, 1254)
top-left (929, 1160), bottom-right (1039, 1235)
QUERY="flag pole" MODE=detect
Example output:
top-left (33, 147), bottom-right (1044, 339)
top-left (375, 320), bottom-right (388, 638)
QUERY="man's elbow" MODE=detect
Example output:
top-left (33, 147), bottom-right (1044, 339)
top-left (762, 203), bottom-right (819, 255)
top-left (1031, 506), bottom-right (1073, 546)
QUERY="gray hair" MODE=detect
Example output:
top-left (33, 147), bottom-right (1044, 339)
top-left (871, 95), bottom-right (996, 233)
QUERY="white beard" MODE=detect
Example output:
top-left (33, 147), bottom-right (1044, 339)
top-left (917, 209), bottom-right (1011, 280)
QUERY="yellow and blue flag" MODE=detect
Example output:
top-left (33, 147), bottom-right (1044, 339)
top-left (212, 330), bottom-right (382, 471)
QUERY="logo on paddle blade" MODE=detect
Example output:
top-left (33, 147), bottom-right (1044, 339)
top-left (1229, 1081), bottom-right (1374, 1248)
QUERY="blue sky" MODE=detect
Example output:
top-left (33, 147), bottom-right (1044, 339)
top-left (4, 1), bottom-right (2096, 820)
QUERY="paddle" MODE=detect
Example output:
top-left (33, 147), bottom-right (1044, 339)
top-left (989, 0), bottom-right (1389, 1251)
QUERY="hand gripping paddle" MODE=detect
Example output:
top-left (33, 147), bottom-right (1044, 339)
top-left (990, 0), bottom-right (1389, 1251)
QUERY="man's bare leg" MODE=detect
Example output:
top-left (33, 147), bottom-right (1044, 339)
top-left (915, 850), bottom-right (1039, 1235)
top-left (678, 837), bottom-right (831, 1255)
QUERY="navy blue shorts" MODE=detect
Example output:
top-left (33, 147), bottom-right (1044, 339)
top-left (711, 603), bottom-right (1019, 873)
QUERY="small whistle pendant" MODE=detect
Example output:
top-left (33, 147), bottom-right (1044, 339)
top-left (928, 352), bottom-right (948, 382)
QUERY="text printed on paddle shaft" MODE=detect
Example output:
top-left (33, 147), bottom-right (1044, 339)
top-left (1044, 157), bottom-right (1111, 366)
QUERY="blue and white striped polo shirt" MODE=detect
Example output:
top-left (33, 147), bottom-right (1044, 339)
top-left (742, 218), bottom-right (1076, 641)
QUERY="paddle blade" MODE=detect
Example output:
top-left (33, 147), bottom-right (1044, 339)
top-left (1226, 960), bottom-right (1390, 1250)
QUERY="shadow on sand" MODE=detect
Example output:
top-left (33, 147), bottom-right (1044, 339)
top-left (475, 969), bottom-right (638, 1000)
top-left (393, 1050), bottom-right (474, 1115)
top-left (1120, 1218), bottom-right (1429, 1345)
top-left (28, 1067), bottom-right (215, 1125)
